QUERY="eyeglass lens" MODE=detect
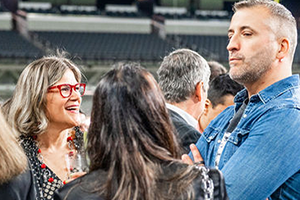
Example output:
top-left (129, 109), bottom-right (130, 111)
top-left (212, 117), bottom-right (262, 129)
top-left (61, 85), bottom-right (85, 97)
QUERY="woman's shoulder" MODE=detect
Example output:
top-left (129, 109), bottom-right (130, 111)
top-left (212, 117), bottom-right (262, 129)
top-left (155, 162), bottom-right (196, 198)
top-left (54, 169), bottom-right (107, 200)
top-left (0, 169), bottom-right (37, 200)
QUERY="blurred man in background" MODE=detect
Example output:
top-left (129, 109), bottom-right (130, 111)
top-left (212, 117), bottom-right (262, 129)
top-left (198, 74), bottom-right (243, 133)
top-left (157, 48), bottom-right (210, 153)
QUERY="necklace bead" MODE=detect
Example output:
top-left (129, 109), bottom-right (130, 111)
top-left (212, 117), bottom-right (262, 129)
top-left (67, 136), bottom-right (73, 142)
top-left (69, 151), bottom-right (74, 156)
top-left (48, 177), bottom-right (54, 183)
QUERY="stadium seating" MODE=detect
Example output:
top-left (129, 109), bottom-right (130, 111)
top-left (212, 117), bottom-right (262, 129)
top-left (167, 34), bottom-right (228, 62)
top-left (16, 2), bottom-right (231, 20)
top-left (0, 30), bottom-right (43, 59)
top-left (33, 31), bottom-right (175, 62)
top-left (1, 29), bottom-right (299, 64)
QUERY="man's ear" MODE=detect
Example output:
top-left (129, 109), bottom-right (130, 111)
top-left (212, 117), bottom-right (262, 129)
top-left (277, 38), bottom-right (289, 61)
top-left (195, 81), bottom-right (204, 102)
top-left (203, 99), bottom-right (211, 116)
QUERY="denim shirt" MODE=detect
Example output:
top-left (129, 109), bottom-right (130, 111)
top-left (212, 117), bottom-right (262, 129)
top-left (191, 75), bottom-right (300, 200)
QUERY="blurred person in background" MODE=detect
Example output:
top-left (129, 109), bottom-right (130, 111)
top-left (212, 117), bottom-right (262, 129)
top-left (1, 53), bottom-right (86, 199)
top-left (0, 110), bottom-right (37, 200)
top-left (157, 48), bottom-right (210, 153)
top-left (198, 74), bottom-right (243, 133)
top-left (54, 62), bottom-right (227, 200)
top-left (207, 61), bottom-right (227, 81)
top-left (78, 109), bottom-right (90, 134)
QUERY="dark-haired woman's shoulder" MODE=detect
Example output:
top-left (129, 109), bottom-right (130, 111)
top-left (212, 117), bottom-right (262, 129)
top-left (0, 168), bottom-right (37, 200)
top-left (54, 170), bottom-right (107, 200)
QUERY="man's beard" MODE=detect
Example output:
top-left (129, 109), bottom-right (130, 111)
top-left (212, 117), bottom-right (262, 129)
top-left (229, 47), bottom-right (275, 85)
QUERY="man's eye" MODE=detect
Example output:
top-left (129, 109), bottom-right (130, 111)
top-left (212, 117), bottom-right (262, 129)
top-left (243, 32), bottom-right (252, 36)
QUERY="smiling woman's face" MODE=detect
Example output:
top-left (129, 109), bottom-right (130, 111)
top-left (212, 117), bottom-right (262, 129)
top-left (46, 69), bottom-right (82, 130)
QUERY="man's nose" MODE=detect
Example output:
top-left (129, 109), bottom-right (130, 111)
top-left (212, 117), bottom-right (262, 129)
top-left (227, 35), bottom-right (240, 52)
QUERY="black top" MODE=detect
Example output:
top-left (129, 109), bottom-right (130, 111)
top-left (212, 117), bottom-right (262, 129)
top-left (169, 109), bottom-right (201, 153)
top-left (20, 136), bottom-right (63, 200)
top-left (54, 162), bottom-right (228, 200)
top-left (19, 128), bottom-right (84, 200)
top-left (0, 167), bottom-right (38, 200)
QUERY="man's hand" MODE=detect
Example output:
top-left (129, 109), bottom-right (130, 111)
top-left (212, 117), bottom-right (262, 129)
top-left (181, 144), bottom-right (204, 166)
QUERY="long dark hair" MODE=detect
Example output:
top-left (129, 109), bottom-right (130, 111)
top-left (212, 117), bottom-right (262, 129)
top-left (87, 62), bottom-right (188, 200)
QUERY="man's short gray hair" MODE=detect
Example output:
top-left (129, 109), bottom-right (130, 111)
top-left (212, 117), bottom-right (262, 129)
top-left (157, 48), bottom-right (210, 103)
top-left (233, 0), bottom-right (297, 59)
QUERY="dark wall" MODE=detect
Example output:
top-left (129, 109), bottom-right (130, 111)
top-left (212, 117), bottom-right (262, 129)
top-left (96, 0), bottom-right (135, 10)
top-left (281, 0), bottom-right (300, 18)
top-left (1, 0), bottom-right (18, 12)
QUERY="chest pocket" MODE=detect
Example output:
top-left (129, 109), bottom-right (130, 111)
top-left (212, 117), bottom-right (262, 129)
top-left (227, 128), bottom-right (250, 146)
top-left (203, 126), bottom-right (221, 143)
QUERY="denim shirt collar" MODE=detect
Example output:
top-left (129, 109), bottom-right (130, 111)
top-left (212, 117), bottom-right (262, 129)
top-left (234, 75), bottom-right (300, 105)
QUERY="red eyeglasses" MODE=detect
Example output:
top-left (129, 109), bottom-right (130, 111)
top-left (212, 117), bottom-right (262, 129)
top-left (48, 83), bottom-right (86, 98)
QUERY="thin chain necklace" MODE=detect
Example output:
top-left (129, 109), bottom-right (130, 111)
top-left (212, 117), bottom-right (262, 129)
top-left (33, 132), bottom-right (76, 184)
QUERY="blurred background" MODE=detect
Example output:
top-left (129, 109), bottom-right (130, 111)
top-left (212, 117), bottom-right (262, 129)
top-left (0, 0), bottom-right (299, 114)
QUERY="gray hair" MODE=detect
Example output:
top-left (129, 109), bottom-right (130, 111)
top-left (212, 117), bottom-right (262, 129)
top-left (233, 0), bottom-right (297, 59)
top-left (157, 48), bottom-right (210, 103)
top-left (1, 53), bottom-right (82, 136)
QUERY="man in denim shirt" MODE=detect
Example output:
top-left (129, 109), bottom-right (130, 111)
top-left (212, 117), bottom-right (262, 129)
top-left (183, 0), bottom-right (300, 199)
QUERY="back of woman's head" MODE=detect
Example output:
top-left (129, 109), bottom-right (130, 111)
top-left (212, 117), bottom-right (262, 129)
top-left (87, 62), bottom-right (181, 199)
top-left (1, 53), bottom-right (82, 136)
